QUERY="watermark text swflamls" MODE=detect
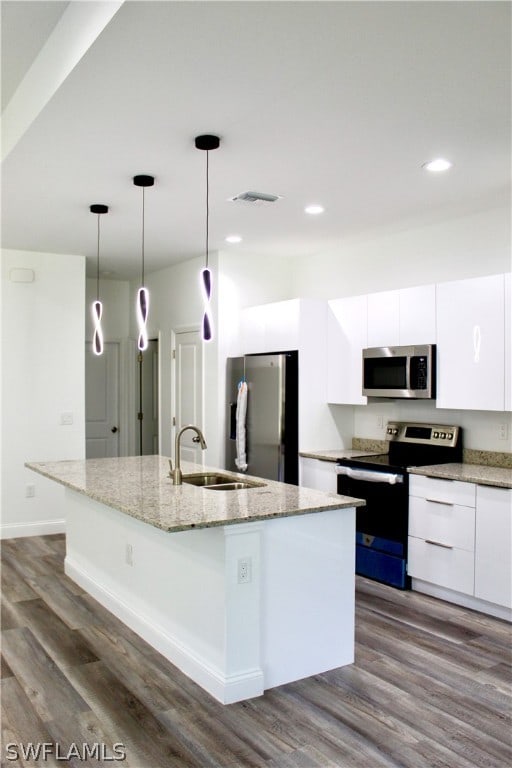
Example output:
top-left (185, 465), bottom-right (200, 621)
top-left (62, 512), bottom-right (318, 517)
top-left (4, 742), bottom-right (127, 762)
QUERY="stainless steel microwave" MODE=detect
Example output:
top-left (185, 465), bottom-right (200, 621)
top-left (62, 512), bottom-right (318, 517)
top-left (362, 344), bottom-right (436, 399)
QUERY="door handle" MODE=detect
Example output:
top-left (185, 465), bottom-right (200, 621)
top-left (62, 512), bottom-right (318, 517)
top-left (111, 426), bottom-right (119, 433)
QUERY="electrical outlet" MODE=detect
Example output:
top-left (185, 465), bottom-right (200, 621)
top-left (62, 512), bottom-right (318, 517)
top-left (237, 557), bottom-right (252, 584)
top-left (376, 415), bottom-right (384, 429)
top-left (25, 483), bottom-right (35, 498)
top-left (498, 423), bottom-right (509, 441)
top-left (60, 412), bottom-right (73, 425)
top-left (125, 543), bottom-right (133, 566)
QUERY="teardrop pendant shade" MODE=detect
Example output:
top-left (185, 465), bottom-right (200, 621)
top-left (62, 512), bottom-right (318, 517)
top-left (202, 313), bottom-right (212, 342)
top-left (202, 267), bottom-right (211, 300)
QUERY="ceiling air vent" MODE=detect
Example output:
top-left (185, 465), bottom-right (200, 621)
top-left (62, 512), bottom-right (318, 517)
top-left (229, 191), bottom-right (282, 205)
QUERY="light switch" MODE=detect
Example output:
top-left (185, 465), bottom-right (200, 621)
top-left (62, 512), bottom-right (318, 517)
top-left (60, 412), bottom-right (73, 425)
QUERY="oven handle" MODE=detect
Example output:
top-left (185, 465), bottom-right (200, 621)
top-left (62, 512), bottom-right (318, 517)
top-left (335, 466), bottom-right (404, 484)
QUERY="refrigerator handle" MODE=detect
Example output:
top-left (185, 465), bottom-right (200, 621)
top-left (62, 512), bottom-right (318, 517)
top-left (229, 402), bottom-right (237, 440)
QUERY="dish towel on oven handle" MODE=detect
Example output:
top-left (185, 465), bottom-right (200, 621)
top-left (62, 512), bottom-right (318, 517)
top-left (335, 466), bottom-right (404, 484)
top-left (234, 380), bottom-right (248, 472)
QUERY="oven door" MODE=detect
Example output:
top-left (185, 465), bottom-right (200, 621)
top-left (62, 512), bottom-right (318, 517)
top-left (337, 465), bottom-right (410, 589)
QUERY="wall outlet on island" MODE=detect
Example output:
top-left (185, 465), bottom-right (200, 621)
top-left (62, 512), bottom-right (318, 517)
top-left (237, 557), bottom-right (252, 584)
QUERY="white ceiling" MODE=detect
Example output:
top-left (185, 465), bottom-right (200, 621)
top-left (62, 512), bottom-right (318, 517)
top-left (1, 0), bottom-right (510, 280)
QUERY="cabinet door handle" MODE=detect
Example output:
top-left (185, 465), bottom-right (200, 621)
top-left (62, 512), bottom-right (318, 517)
top-left (425, 498), bottom-right (454, 506)
top-left (425, 539), bottom-right (453, 550)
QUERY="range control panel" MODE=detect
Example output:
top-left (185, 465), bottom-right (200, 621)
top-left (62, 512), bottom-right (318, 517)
top-left (385, 422), bottom-right (460, 448)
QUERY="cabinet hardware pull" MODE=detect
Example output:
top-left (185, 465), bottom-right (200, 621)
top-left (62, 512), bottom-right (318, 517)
top-left (425, 539), bottom-right (453, 549)
top-left (425, 498), bottom-right (454, 506)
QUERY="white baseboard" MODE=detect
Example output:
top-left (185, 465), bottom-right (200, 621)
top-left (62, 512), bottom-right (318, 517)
top-left (65, 556), bottom-right (264, 704)
top-left (412, 579), bottom-right (512, 622)
top-left (0, 519), bottom-right (65, 539)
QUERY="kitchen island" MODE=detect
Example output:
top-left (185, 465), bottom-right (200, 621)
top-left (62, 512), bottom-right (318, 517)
top-left (26, 455), bottom-right (363, 704)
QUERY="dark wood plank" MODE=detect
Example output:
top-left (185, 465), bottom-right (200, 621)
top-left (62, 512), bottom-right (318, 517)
top-left (0, 676), bottom-right (61, 768)
top-left (14, 598), bottom-right (99, 668)
top-left (1, 627), bottom-right (91, 723)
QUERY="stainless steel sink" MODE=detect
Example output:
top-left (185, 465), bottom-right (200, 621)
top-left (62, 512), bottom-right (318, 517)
top-left (182, 472), bottom-right (266, 490)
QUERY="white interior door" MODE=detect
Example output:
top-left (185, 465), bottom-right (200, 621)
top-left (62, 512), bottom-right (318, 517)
top-left (86, 341), bottom-right (120, 458)
top-left (174, 330), bottom-right (203, 463)
top-left (137, 339), bottom-right (159, 455)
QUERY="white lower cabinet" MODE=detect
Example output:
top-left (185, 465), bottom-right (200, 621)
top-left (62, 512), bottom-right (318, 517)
top-left (408, 475), bottom-right (511, 619)
top-left (474, 485), bottom-right (512, 609)
top-left (299, 457), bottom-right (338, 493)
top-left (408, 476), bottom-right (476, 596)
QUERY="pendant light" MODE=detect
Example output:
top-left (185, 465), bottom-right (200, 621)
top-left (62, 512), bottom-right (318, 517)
top-left (90, 203), bottom-right (108, 356)
top-left (195, 134), bottom-right (220, 342)
top-left (133, 174), bottom-right (154, 351)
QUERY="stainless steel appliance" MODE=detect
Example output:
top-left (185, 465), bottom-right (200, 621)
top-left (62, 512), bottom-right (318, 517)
top-left (362, 344), bottom-right (436, 399)
top-left (225, 351), bottom-right (298, 484)
top-left (336, 421), bottom-right (462, 589)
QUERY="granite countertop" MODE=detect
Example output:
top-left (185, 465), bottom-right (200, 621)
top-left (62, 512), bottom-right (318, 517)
top-left (299, 449), bottom-right (386, 462)
top-left (26, 455), bottom-right (364, 533)
top-left (408, 463), bottom-right (512, 489)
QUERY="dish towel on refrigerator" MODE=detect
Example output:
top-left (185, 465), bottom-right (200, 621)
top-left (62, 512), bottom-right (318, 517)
top-left (234, 380), bottom-right (248, 472)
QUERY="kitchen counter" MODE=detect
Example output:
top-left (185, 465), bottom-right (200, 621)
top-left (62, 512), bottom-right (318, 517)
top-left (26, 455), bottom-right (364, 532)
top-left (408, 462), bottom-right (512, 489)
top-left (299, 449), bottom-right (385, 462)
top-left (26, 455), bottom-right (360, 704)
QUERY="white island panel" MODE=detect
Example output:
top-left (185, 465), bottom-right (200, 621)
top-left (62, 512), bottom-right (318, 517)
top-left (262, 507), bottom-right (355, 689)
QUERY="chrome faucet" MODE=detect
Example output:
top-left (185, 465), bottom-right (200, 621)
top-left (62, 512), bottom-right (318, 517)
top-left (169, 424), bottom-right (207, 485)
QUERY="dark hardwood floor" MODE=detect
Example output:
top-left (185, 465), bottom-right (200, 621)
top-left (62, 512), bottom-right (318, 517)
top-left (1, 534), bottom-right (511, 767)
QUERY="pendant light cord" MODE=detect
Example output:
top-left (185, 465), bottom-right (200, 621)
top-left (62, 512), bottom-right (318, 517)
top-left (205, 150), bottom-right (209, 269)
top-left (141, 186), bottom-right (145, 286)
top-left (96, 214), bottom-right (101, 300)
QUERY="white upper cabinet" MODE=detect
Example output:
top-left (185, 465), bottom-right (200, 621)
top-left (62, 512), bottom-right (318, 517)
top-left (367, 285), bottom-right (436, 348)
top-left (399, 284), bottom-right (436, 346)
top-left (241, 300), bottom-right (301, 354)
top-left (367, 290), bottom-right (400, 347)
top-left (436, 274), bottom-right (508, 411)
top-left (327, 295), bottom-right (367, 405)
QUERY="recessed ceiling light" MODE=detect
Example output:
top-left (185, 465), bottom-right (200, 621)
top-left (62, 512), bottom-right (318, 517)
top-left (422, 158), bottom-right (452, 172)
top-left (225, 235), bottom-right (242, 244)
top-left (305, 204), bottom-right (324, 215)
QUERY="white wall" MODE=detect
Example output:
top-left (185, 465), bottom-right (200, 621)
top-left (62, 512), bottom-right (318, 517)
top-left (291, 206), bottom-right (511, 299)
top-left (1, 249), bottom-right (85, 537)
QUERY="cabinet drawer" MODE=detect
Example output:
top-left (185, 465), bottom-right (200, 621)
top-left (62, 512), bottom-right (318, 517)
top-left (409, 475), bottom-right (476, 507)
top-left (408, 536), bottom-right (474, 595)
top-left (409, 497), bottom-right (475, 551)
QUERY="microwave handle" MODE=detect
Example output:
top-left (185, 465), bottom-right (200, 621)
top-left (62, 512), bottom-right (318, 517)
top-left (405, 355), bottom-right (411, 392)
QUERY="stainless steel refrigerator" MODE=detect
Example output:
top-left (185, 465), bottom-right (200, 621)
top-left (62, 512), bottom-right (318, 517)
top-left (225, 351), bottom-right (298, 484)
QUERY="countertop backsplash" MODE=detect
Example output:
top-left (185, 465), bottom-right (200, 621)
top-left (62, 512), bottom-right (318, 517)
top-left (462, 449), bottom-right (512, 469)
top-left (352, 437), bottom-right (389, 454)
